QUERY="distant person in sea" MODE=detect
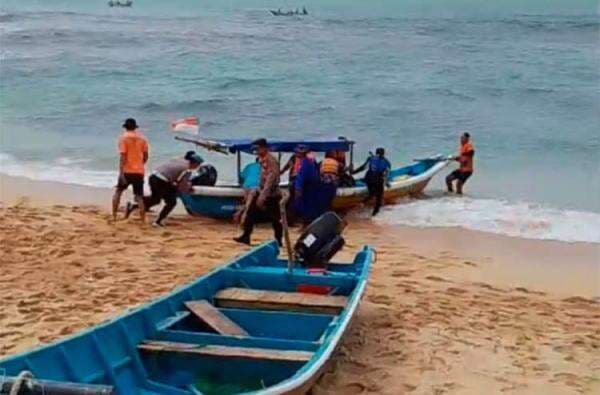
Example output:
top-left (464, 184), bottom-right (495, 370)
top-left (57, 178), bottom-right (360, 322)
top-left (125, 151), bottom-right (203, 227)
top-left (446, 132), bottom-right (475, 195)
top-left (319, 150), bottom-right (342, 214)
top-left (233, 158), bottom-right (262, 224)
top-left (112, 118), bottom-right (149, 224)
top-left (234, 138), bottom-right (283, 246)
top-left (293, 147), bottom-right (322, 226)
top-left (352, 147), bottom-right (391, 216)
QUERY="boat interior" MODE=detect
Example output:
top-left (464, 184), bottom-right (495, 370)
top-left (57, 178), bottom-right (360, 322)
top-left (1, 243), bottom-right (372, 395)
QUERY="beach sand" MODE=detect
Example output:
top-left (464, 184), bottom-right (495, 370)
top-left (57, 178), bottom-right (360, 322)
top-left (1, 177), bottom-right (599, 394)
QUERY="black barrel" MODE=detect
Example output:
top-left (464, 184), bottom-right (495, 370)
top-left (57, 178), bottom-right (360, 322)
top-left (294, 212), bottom-right (346, 267)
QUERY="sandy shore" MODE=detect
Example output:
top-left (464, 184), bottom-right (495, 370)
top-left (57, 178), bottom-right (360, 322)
top-left (1, 176), bottom-right (599, 394)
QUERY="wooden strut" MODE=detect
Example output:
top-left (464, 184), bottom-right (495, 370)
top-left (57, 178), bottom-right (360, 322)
top-left (184, 301), bottom-right (248, 337)
top-left (279, 190), bottom-right (295, 272)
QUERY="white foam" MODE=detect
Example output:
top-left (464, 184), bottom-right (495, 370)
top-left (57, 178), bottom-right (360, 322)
top-left (374, 196), bottom-right (600, 243)
top-left (0, 153), bottom-right (116, 188)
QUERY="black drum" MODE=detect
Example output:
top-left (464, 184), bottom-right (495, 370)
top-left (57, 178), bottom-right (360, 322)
top-left (294, 212), bottom-right (346, 267)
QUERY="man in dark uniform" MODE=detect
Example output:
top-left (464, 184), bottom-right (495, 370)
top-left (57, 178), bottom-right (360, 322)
top-left (234, 138), bottom-right (283, 246)
top-left (352, 147), bottom-right (391, 216)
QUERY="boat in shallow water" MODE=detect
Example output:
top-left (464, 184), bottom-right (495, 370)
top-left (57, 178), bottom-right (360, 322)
top-left (0, 241), bottom-right (374, 394)
top-left (175, 137), bottom-right (450, 219)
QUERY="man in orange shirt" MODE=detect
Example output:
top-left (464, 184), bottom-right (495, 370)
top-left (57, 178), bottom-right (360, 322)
top-left (446, 132), bottom-right (475, 195)
top-left (112, 118), bottom-right (149, 223)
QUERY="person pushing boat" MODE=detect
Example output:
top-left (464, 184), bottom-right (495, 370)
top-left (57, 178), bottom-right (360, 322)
top-left (126, 151), bottom-right (203, 227)
top-left (280, 145), bottom-right (308, 201)
top-left (352, 147), bottom-right (391, 216)
top-left (293, 146), bottom-right (321, 226)
top-left (234, 138), bottom-right (283, 246)
top-left (319, 150), bottom-right (342, 214)
top-left (112, 118), bottom-right (149, 224)
top-left (446, 132), bottom-right (475, 195)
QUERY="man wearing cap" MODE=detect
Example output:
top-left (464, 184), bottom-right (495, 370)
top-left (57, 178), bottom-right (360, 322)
top-left (126, 151), bottom-right (203, 227)
top-left (234, 138), bottom-right (283, 246)
top-left (352, 147), bottom-right (392, 216)
top-left (112, 118), bottom-right (149, 223)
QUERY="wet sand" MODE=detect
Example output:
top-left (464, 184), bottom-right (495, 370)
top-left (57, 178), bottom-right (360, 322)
top-left (1, 177), bottom-right (599, 394)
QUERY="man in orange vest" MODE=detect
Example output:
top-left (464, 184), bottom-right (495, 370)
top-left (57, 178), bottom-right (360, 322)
top-left (280, 145), bottom-right (308, 199)
top-left (319, 150), bottom-right (342, 214)
top-left (446, 132), bottom-right (475, 195)
top-left (112, 118), bottom-right (149, 223)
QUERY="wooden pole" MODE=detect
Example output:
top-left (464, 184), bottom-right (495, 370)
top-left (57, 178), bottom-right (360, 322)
top-left (279, 191), bottom-right (295, 273)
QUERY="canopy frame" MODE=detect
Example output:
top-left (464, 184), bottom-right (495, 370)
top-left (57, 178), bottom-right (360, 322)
top-left (175, 136), bottom-right (356, 186)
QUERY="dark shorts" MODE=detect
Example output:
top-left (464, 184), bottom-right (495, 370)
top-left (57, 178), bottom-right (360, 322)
top-left (448, 170), bottom-right (472, 183)
top-left (117, 173), bottom-right (144, 196)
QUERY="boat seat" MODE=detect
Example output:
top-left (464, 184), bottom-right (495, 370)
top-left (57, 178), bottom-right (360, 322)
top-left (138, 341), bottom-right (313, 362)
top-left (184, 300), bottom-right (248, 336)
top-left (214, 287), bottom-right (347, 315)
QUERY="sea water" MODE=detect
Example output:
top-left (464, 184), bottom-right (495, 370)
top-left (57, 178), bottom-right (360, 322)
top-left (0, 0), bottom-right (598, 242)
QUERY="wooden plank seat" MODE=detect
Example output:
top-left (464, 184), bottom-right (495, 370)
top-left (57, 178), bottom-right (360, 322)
top-left (214, 287), bottom-right (347, 315)
top-left (138, 341), bottom-right (313, 362)
top-left (185, 300), bottom-right (248, 336)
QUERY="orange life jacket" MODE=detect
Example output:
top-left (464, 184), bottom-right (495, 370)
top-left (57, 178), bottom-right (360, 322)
top-left (459, 142), bottom-right (474, 172)
top-left (290, 156), bottom-right (303, 177)
top-left (320, 158), bottom-right (339, 175)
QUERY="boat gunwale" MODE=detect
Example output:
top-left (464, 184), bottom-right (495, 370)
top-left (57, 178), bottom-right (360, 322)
top-left (186, 159), bottom-right (449, 198)
top-left (250, 245), bottom-right (374, 395)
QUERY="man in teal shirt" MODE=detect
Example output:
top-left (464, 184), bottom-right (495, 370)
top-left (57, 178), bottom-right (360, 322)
top-left (241, 159), bottom-right (261, 190)
top-left (234, 159), bottom-right (262, 223)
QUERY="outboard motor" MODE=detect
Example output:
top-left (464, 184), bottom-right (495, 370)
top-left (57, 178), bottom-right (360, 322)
top-left (294, 212), bottom-right (346, 268)
top-left (189, 164), bottom-right (217, 186)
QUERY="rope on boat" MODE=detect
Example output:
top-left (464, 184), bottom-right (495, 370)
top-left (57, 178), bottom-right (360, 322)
top-left (9, 370), bottom-right (34, 395)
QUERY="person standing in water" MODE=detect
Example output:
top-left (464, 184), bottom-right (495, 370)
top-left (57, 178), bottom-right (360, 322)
top-left (446, 132), bottom-right (475, 195)
top-left (125, 151), bottom-right (203, 227)
top-left (234, 138), bottom-right (283, 246)
top-left (352, 147), bottom-right (391, 216)
top-left (112, 118), bottom-right (149, 223)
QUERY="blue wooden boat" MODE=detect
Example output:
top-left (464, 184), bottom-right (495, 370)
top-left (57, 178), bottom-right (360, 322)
top-left (175, 137), bottom-right (450, 219)
top-left (0, 242), bottom-right (374, 394)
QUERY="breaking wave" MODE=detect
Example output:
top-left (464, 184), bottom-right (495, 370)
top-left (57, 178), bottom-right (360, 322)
top-left (0, 153), bottom-right (115, 188)
top-left (374, 195), bottom-right (600, 243)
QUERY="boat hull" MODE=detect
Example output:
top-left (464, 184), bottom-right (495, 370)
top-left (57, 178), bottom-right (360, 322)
top-left (180, 159), bottom-right (449, 219)
top-left (0, 242), bottom-right (375, 395)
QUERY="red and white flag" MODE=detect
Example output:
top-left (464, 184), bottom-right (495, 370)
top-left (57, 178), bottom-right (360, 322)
top-left (171, 117), bottom-right (199, 135)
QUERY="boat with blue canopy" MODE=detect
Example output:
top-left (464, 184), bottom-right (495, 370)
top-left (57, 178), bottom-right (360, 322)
top-left (0, 241), bottom-right (375, 394)
top-left (175, 136), bottom-right (450, 219)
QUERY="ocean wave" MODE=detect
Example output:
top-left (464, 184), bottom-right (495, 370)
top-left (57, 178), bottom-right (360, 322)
top-left (217, 76), bottom-right (282, 90)
top-left (374, 196), bottom-right (600, 243)
top-left (498, 17), bottom-right (599, 31)
top-left (0, 153), bottom-right (115, 188)
top-left (134, 98), bottom-right (229, 113)
top-left (425, 88), bottom-right (475, 101)
top-left (0, 12), bottom-right (18, 22)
